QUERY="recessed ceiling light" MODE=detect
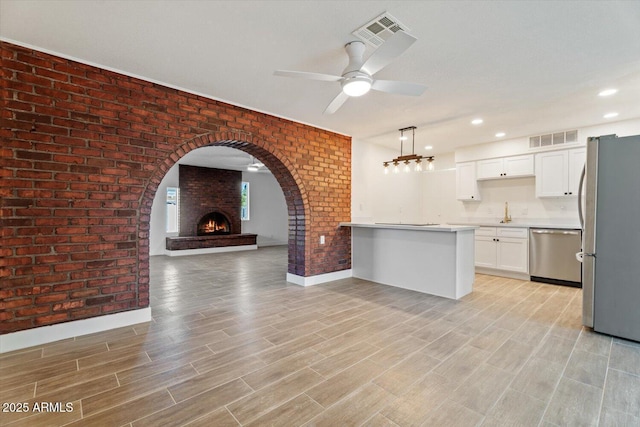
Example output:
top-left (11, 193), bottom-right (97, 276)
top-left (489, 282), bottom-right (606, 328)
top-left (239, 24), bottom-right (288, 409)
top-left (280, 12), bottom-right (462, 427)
top-left (471, 118), bottom-right (483, 125)
top-left (604, 112), bottom-right (619, 119)
top-left (424, 145), bottom-right (433, 150)
top-left (598, 89), bottom-right (618, 97)
top-left (495, 132), bottom-right (506, 138)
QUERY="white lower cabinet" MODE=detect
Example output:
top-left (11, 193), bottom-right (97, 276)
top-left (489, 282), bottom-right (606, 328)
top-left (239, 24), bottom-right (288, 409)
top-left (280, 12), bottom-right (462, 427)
top-left (474, 227), bottom-right (528, 274)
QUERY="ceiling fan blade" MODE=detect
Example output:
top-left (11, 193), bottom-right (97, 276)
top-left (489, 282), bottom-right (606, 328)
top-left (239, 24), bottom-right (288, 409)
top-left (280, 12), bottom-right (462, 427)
top-left (360, 31), bottom-right (417, 76)
top-left (371, 79), bottom-right (427, 96)
top-left (274, 70), bottom-right (342, 82)
top-left (323, 91), bottom-right (349, 114)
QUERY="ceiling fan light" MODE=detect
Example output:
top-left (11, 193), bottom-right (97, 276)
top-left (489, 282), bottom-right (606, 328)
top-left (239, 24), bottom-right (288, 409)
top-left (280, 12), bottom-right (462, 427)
top-left (342, 75), bottom-right (372, 97)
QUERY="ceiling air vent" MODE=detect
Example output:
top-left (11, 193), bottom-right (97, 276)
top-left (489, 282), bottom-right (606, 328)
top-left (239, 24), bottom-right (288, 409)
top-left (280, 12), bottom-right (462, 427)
top-left (352, 12), bottom-right (410, 48)
top-left (529, 129), bottom-right (578, 149)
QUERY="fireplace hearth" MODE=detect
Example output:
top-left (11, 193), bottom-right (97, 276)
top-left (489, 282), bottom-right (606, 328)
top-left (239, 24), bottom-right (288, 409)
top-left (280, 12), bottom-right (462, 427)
top-left (197, 212), bottom-right (231, 236)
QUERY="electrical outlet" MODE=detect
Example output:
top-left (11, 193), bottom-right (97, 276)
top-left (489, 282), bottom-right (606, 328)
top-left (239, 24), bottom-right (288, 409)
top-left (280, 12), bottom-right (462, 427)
top-left (521, 208), bottom-right (528, 216)
top-left (320, 235), bottom-right (325, 245)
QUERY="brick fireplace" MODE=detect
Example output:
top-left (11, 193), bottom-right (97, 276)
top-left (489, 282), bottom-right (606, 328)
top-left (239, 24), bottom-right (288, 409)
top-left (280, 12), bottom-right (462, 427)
top-left (178, 165), bottom-right (241, 236)
top-left (165, 164), bottom-right (255, 251)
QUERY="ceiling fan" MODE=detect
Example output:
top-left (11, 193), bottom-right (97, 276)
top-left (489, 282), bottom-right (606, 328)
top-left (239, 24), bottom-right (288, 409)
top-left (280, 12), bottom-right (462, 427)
top-left (274, 31), bottom-right (427, 114)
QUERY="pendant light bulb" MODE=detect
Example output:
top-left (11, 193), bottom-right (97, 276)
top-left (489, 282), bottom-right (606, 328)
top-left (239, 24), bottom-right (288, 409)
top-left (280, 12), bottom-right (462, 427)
top-left (427, 156), bottom-right (435, 171)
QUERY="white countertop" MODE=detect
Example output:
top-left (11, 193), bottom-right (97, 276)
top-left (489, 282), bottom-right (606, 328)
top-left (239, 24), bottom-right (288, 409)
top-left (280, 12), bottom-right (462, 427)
top-left (340, 222), bottom-right (478, 232)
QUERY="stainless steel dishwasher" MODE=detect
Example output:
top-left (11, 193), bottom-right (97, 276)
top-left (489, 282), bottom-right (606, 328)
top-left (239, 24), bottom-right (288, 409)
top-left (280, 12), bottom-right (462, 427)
top-left (529, 228), bottom-right (582, 287)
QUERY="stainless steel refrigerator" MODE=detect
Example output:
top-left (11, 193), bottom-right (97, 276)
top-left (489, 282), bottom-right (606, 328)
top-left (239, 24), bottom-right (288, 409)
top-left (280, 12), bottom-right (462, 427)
top-left (579, 134), bottom-right (640, 342)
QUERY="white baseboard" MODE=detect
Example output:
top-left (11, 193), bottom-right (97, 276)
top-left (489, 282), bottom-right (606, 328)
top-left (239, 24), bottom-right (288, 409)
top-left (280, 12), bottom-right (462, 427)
top-left (286, 269), bottom-right (353, 287)
top-left (475, 267), bottom-right (530, 281)
top-left (0, 308), bottom-right (152, 354)
top-left (165, 244), bottom-right (257, 257)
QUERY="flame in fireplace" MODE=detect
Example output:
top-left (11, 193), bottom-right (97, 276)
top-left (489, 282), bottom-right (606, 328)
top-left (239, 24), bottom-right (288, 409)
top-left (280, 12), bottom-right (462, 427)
top-left (203, 219), bottom-right (227, 234)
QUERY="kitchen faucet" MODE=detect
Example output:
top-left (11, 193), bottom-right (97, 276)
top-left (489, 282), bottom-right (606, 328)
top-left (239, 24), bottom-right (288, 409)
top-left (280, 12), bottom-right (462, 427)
top-left (501, 202), bottom-right (512, 223)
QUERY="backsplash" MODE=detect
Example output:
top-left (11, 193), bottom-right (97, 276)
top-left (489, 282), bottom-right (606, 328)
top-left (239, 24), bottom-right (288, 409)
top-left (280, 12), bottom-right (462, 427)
top-left (454, 177), bottom-right (580, 224)
top-left (418, 169), bottom-right (578, 226)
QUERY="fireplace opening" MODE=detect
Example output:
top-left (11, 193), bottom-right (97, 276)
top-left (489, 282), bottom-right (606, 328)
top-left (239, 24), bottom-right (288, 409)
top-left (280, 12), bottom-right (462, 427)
top-left (197, 212), bottom-right (231, 236)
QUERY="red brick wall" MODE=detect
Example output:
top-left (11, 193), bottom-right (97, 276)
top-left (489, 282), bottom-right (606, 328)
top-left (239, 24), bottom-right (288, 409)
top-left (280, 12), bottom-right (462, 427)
top-left (178, 165), bottom-right (241, 236)
top-left (0, 41), bottom-right (352, 334)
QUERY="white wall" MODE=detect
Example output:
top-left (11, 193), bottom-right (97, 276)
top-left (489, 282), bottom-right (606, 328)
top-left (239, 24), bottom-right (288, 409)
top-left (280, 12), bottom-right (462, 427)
top-left (240, 171), bottom-right (288, 246)
top-left (353, 118), bottom-right (640, 225)
top-left (149, 165), bottom-right (179, 256)
top-left (351, 139), bottom-right (424, 224)
top-left (352, 139), bottom-right (457, 224)
top-left (455, 118), bottom-right (640, 163)
top-left (421, 153), bottom-right (457, 224)
top-left (149, 166), bottom-right (288, 256)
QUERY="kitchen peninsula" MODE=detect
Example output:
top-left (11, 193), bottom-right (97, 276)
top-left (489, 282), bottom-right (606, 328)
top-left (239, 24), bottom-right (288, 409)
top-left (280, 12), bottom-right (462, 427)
top-left (340, 223), bottom-right (477, 299)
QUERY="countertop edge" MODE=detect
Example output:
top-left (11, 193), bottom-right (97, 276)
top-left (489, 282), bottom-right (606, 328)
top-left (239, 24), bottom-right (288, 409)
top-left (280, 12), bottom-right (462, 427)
top-left (339, 222), bottom-right (478, 232)
top-left (450, 222), bottom-right (581, 230)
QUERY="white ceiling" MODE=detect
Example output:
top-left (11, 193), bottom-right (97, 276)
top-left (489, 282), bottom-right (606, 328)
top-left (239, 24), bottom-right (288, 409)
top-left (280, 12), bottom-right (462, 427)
top-left (2, 0), bottom-right (640, 163)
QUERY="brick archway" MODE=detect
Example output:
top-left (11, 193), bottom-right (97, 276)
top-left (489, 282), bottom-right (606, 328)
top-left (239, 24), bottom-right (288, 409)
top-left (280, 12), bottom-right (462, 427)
top-left (138, 132), bottom-right (309, 286)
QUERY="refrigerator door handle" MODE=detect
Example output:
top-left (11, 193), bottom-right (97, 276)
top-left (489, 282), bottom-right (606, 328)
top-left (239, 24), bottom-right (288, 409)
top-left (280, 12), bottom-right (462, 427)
top-left (578, 164), bottom-right (586, 230)
top-left (531, 229), bottom-right (580, 235)
top-left (575, 251), bottom-right (595, 262)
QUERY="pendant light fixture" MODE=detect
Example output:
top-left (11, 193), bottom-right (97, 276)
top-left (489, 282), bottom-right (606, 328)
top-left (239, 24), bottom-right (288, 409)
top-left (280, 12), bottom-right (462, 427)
top-left (247, 156), bottom-right (263, 172)
top-left (383, 126), bottom-right (435, 174)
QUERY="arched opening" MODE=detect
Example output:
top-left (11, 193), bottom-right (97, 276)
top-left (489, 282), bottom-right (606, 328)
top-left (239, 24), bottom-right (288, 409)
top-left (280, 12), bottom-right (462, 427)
top-left (139, 133), bottom-right (308, 282)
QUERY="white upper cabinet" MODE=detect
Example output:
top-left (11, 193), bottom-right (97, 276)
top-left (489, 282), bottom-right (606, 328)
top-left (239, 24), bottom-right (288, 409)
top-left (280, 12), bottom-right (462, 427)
top-left (535, 147), bottom-right (586, 197)
top-left (567, 148), bottom-right (586, 194)
top-left (456, 161), bottom-right (481, 201)
top-left (477, 155), bottom-right (534, 180)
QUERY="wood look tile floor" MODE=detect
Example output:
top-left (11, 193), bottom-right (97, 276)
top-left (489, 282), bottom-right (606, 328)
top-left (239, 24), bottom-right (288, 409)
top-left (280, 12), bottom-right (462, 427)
top-left (2, 246), bottom-right (640, 426)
